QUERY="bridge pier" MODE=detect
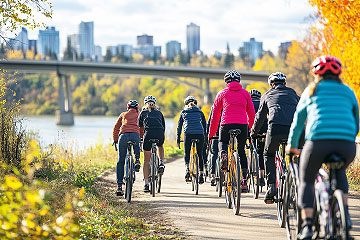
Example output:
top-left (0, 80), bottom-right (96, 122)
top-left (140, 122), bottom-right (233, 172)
top-left (203, 78), bottom-right (212, 105)
top-left (55, 74), bottom-right (74, 125)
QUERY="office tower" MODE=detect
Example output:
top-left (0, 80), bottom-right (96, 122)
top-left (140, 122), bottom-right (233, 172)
top-left (166, 41), bottom-right (181, 60)
top-left (278, 41), bottom-right (292, 59)
top-left (28, 39), bottom-right (37, 53)
top-left (137, 34), bottom-right (153, 46)
top-left (37, 26), bottom-right (60, 58)
top-left (239, 38), bottom-right (263, 66)
top-left (79, 21), bottom-right (94, 59)
top-left (9, 27), bottom-right (28, 51)
top-left (117, 44), bottom-right (133, 58)
top-left (186, 23), bottom-right (200, 55)
top-left (94, 45), bottom-right (102, 62)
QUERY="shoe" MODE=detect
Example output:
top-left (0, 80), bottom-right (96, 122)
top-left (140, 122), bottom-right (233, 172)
top-left (185, 169), bottom-right (191, 182)
top-left (264, 183), bottom-right (277, 204)
top-left (210, 175), bottom-right (216, 186)
top-left (144, 184), bottom-right (150, 193)
top-left (296, 224), bottom-right (313, 240)
top-left (220, 151), bottom-right (228, 171)
top-left (158, 160), bottom-right (165, 174)
top-left (241, 180), bottom-right (248, 193)
top-left (134, 159), bottom-right (141, 172)
top-left (259, 177), bottom-right (265, 187)
top-left (199, 173), bottom-right (204, 184)
top-left (116, 186), bottom-right (124, 196)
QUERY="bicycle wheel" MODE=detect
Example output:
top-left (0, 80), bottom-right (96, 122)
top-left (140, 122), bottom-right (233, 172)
top-left (276, 160), bottom-right (286, 228)
top-left (225, 171), bottom-right (232, 208)
top-left (156, 157), bottom-right (162, 193)
top-left (285, 172), bottom-right (300, 239)
top-left (126, 156), bottom-right (134, 202)
top-left (251, 148), bottom-right (260, 199)
top-left (231, 152), bottom-right (242, 215)
top-left (216, 157), bottom-right (223, 197)
top-left (194, 153), bottom-right (199, 195)
top-left (330, 189), bottom-right (349, 240)
top-left (150, 153), bottom-right (156, 197)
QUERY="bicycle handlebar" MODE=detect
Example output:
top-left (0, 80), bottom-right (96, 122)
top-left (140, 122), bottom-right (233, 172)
top-left (112, 142), bottom-right (118, 151)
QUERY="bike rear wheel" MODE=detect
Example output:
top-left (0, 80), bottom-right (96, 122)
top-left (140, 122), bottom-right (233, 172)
top-left (249, 148), bottom-right (260, 199)
top-left (231, 152), bottom-right (242, 215)
top-left (156, 157), bottom-right (162, 193)
top-left (285, 172), bottom-right (300, 239)
top-left (194, 153), bottom-right (199, 195)
top-left (125, 156), bottom-right (133, 203)
top-left (150, 153), bottom-right (157, 197)
top-left (216, 157), bottom-right (223, 197)
top-left (330, 189), bottom-right (349, 240)
top-left (276, 160), bottom-right (287, 228)
top-left (225, 171), bottom-right (232, 209)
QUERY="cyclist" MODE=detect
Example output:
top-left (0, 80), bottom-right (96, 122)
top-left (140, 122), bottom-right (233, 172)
top-left (138, 95), bottom-right (166, 193)
top-left (286, 55), bottom-right (359, 240)
top-left (249, 89), bottom-right (267, 187)
top-left (112, 100), bottom-right (141, 196)
top-left (176, 96), bottom-right (207, 183)
top-left (208, 70), bottom-right (255, 192)
top-left (250, 72), bottom-right (299, 203)
top-left (207, 106), bottom-right (221, 186)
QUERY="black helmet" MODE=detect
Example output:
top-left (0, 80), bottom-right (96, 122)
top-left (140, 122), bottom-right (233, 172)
top-left (224, 70), bottom-right (241, 83)
top-left (249, 89), bottom-right (261, 99)
top-left (127, 100), bottom-right (139, 110)
top-left (184, 96), bottom-right (197, 105)
top-left (268, 72), bottom-right (286, 85)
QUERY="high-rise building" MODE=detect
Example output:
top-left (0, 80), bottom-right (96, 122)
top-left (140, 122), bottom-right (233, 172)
top-left (117, 44), bottom-right (133, 58)
top-left (166, 41), bottom-right (181, 60)
top-left (94, 45), bottom-right (102, 62)
top-left (8, 27), bottom-right (28, 52)
top-left (37, 26), bottom-right (60, 58)
top-left (278, 41), bottom-right (292, 59)
top-left (67, 34), bottom-right (80, 57)
top-left (186, 23), bottom-right (200, 55)
top-left (28, 39), bottom-right (37, 53)
top-left (239, 38), bottom-right (263, 66)
top-left (137, 34), bottom-right (153, 46)
top-left (79, 21), bottom-right (94, 59)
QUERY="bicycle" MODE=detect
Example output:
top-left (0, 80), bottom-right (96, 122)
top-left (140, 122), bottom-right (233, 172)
top-left (149, 139), bottom-right (162, 197)
top-left (246, 135), bottom-right (265, 199)
top-left (223, 129), bottom-right (242, 215)
top-left (209, 136), bottom-right (223, 197)
top-left (180, 139), bottom-right (201, 195)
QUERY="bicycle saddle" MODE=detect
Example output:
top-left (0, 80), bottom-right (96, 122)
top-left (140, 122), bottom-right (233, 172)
top-left (279, 139), bottom-right (288, 145)
top-left (149, 139), bottom-right (159, 143)
top-left (127, 141), bottom-right (137, 145)
top-left (191, 139), bottom-right (199, 143)
top-left (325, 153), bottom-right (345, 169)
top-left (229, 129), bottom-right (241, 136)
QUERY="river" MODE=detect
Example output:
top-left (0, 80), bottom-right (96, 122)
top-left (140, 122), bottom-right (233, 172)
top-left (21, 116), bottom-right (176, 150)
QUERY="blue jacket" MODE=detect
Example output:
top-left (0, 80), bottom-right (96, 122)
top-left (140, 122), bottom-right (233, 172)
top-left (288, 79), bottom-right (359, 148)
top-left (177, 106), bottom-right (206, 141)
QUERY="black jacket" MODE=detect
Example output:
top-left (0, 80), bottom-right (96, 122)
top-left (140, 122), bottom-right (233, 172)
top-left (138, 108), bottom-right (165, 131)
top-left (252, 98), bottom-right (268, 134)
top-left (206, 107), bottom-right (221, 137)
top-left (177, 106), bottom-right (206, 141)
top-left (251, 84), bottom-right (299, 135)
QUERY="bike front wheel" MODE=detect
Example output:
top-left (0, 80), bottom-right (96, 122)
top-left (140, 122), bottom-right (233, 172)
top-left (216, 157), bottom-right (223, 197)
top-left (285, 172), bottom-right (300, 239)
top-left (231, 152), bottom-right (241, 215)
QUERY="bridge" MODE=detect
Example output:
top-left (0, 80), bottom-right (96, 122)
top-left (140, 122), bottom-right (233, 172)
top-left (0, 60), bottom-right (268, 125)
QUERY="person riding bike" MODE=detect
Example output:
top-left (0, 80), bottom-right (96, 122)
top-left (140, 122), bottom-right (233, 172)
top-left (112, 100), bottom-right (141, 196)
top-left (207, 106), bottom-right (221, 186)
top-left (138, 95), bottom-right (166, 193)
top-left (286, 55), bottom-right (359, 240)
top-left (250, 72), bottom-right (299, 203)
top-left (249, 89), bottom-right (267, 187)
top-left (177, 96), bottom-right (207, 184)
top-left (209, 70), bottom-right (255, 192)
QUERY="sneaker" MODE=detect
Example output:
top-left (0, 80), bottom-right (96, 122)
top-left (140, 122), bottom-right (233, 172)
top-left (259, 177), bottom-right (265, 187)
top-left (210, 175), bottom-right (216, 186)
top-left (264, 183), bottom-right (277, 204)
top-left (134, 159), bottom-right (141, 172)
top-left (199, 173), bottom-right (204, 184)
top-left (241, 180), bottom-right (248, 193)
top-left (144, 184), bottom-right (150, 193)
top-left (297, 224), bottom-right (313, 240)
top-left (116, 185), bottom-right (124, 196)
top-left (158, 160), bottom-right (165, 174)
top-left (185, 169), bottom-right (191, 182)
top-left (220, 151), bottom-right (228, 171)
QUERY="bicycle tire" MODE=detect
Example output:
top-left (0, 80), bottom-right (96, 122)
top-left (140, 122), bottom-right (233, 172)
top-left (150, 152), bottom-right (156, 197)
top-left (252, 147), bottom-right (260, 199)
top-left (125, 155), bottom-right (134, 203)
top-left (225, 171), bottom-right (232, 209)
top-left (330, 189), bottom-right (349, 240)
top-left (276, 159), bottom-right (287, 228)
top-left (194, 153), bottom-right (199, 195)
top-left (216, 157), bottom-right (223, 197)
top-left (285, 172), bottom-right (300, 239)
top-left (231, 152), bottom-right (241, 215)
top-left (156, 157), bottom-right (162, 193)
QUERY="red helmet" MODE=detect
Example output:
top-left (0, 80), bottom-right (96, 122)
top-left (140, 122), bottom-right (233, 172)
top-left (311, 55), bottom-right (342, 75)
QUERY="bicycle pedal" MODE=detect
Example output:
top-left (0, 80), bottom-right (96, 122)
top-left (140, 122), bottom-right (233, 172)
top-left (264, 199), bottom-right (275, 204)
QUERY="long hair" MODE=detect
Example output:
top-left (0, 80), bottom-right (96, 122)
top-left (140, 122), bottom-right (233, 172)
top-left (308, 73), bottom-right (342, 96)
top-left (143, 102), bottom-right (158, 112)
top-left (185, 102), bottom-right (196, 109)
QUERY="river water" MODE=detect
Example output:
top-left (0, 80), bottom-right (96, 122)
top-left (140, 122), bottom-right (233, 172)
top-left (21, 116), bottom-right (176, 150)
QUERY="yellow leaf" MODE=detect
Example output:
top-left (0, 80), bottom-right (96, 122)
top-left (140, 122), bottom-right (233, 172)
top-left (5, 175), bottom-right (22, 190)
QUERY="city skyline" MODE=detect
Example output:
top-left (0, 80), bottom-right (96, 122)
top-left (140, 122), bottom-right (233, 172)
top-left (24, 0), bottom-right (315, 56)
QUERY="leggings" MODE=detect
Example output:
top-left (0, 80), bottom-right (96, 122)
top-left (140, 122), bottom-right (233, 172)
top-left (219, 123), bottom-right (248, 171)
top-left (184, 134), bottom-right (205, 171)
top-left (298, 140), bottom-right (356, 209)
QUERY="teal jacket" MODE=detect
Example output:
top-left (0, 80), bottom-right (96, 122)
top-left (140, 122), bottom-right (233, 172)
top-left (288, 79), bottom-right (359, 148)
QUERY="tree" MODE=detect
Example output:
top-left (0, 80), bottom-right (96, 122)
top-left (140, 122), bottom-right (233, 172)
top-left (223, 42), bottom-right (234, 68)
top-left (309, 0), bottom-right (360, 98)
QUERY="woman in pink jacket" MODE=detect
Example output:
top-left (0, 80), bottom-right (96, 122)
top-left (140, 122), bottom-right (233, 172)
top-left (208, 70), bottom-right (255, 191)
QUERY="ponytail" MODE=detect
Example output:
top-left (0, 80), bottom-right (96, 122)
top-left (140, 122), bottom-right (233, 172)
top-left (308, 74), bottom-right (342, 97)
top-left (144, 102), bottom-right (158, 112)
top-left (185, 102), bottom-right (196, 109)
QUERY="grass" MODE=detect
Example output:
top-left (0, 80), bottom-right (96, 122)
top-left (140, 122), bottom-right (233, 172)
top-left (347, 157), bottom-right (360, 193)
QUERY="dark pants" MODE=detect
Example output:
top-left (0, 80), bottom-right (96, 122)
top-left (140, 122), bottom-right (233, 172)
top-left (210, 139), bottom-right (219, 174)
top-left (299, 140), bottom-right (356, 209)
top-left (257, 140), bottom-right (265, 170)
top-left (116, 132), bottom-right (141, 184)
top-left (264, 125), bottom-right (290, 184)
top-left (184, 134), bottom-right (205, 171)
top-left (219, 123), bottom-right (249, 171)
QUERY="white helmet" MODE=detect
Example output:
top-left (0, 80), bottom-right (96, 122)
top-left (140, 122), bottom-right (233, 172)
top-left (144, 95), bottom-right (156, 104)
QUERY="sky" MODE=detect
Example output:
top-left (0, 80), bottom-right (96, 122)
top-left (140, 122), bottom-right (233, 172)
top-left (27, 0), bottom-right (317, 56)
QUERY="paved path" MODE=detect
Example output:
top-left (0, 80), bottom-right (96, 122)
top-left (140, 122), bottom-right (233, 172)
top-left (113, 158), bottom-right (360, 240)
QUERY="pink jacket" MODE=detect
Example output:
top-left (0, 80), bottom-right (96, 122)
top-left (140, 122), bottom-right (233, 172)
top-left (209, 81), bottom-right (255, 138)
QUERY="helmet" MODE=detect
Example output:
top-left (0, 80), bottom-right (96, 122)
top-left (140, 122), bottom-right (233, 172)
top-left (184, 96), bottom-right (197, 105)
top-left (311, 55), bottom-right (342, 75)
top-left (268, 72), bottom-right (286, 85)
top-left (249, 89), bottom-right (261, 99)
top-left (144, 95), bottom-right (156, 104)
top-left (127, 100), bottom-right (139, 110)
top-left (224, 70), bottom-right (241, 83)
